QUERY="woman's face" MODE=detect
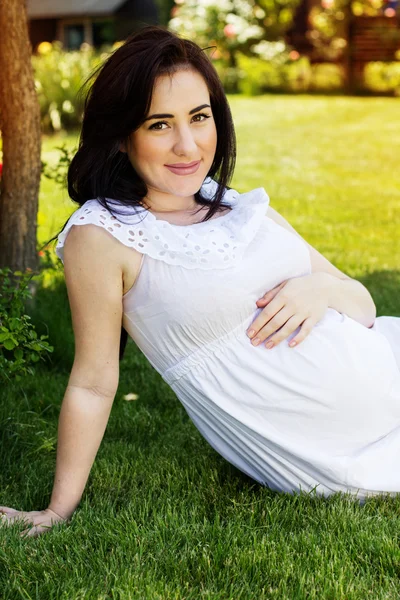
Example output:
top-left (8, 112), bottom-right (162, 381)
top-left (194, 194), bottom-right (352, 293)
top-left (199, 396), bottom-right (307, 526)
top-left (123, 68), bottom-right (218, 211)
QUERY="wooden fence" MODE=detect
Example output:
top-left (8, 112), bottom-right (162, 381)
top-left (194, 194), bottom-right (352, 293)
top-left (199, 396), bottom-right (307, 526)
top-left (286, 10), bottom-right (400, 91)
top-left (347, 16), bottom-right (400, 89)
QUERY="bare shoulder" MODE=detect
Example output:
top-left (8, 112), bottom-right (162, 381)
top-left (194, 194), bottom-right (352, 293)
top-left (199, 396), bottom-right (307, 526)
top-left (64, 222), bottom-right (124, 264)
top-left (64, 223), bottom-right (142, 296)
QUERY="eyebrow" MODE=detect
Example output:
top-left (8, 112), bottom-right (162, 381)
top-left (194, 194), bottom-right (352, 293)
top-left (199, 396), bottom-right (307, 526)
top-left (143, 104), bottom-right (211, 122)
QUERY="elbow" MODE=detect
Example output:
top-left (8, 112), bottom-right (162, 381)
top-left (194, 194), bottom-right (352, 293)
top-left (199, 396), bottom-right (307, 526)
top-left (366, 304), bottom-right (377, 329)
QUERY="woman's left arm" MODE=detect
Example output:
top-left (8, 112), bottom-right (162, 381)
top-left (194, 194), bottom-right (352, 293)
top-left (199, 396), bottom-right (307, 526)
top-left (312, 272), bottom-right (376, 329)
top-left (247, 206), bottom-right (376, 348)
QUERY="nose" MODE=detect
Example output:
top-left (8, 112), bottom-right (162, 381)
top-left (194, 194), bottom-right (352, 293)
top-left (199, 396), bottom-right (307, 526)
top-left (173, 124), bottom-right (198, 157)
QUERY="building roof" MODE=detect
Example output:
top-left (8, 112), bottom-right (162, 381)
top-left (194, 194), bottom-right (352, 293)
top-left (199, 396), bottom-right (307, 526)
top-left (27, 0), bottom-right (126, 19)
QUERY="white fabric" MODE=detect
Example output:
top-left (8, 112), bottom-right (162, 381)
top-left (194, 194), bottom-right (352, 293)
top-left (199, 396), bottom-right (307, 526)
top-left (55, 178), bottom-right (268, 270)
top-left (56, 178), bottom-right (400, 500)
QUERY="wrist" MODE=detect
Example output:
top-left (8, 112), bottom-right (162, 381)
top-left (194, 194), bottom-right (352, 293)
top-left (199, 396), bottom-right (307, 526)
top-left (46, 505), bottom-right (73, 521)
top-left (313, 271), bottom-right (337, 307)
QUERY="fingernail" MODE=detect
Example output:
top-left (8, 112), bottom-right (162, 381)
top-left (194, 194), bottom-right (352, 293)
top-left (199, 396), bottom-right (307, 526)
top-left (289, 341), bottom-right (296, 347)
top-left (265, 342), bottom-right (274, 349)
top-left (247, 329), bottom-right (255, 338)
top-left (252, 337), bottom-right (260, 346)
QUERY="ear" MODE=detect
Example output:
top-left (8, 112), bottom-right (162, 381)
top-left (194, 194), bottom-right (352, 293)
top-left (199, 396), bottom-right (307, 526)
top-left (119, 140), bottom-right (127, 153)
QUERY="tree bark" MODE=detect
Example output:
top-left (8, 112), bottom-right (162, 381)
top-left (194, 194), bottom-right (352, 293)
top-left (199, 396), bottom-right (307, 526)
top-left (343, 4), bottom-right (355, 94)
top-left (0, 0), bottom-right (41, 271)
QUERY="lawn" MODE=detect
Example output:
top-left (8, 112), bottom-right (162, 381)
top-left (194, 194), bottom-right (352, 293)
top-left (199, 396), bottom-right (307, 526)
top-left (1, 95), bottom-right (400, 599)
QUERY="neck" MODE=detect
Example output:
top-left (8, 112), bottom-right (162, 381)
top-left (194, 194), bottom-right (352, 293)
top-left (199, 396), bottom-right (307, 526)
top-left (144, 193), bottom-right (199, 216)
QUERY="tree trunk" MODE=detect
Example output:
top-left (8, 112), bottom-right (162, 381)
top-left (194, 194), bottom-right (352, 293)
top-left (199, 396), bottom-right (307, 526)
top-left (0, 0), bottom-right (41, 272)
top-left (344, 6), bottom-right (355, 94)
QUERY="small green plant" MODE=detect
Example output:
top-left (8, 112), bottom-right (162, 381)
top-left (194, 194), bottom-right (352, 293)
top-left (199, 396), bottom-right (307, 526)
top-left (41, 143), bottom-right (75, 189)
top-left (0, 267), bottom-right (54, 383)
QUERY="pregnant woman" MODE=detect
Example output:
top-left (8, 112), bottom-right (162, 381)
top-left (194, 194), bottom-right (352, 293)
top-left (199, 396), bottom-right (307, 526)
top-left (1, 25), bottom-right (400, 537)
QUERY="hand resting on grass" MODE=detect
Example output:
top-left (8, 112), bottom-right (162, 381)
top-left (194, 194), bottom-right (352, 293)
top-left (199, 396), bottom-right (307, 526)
top-left (0, 507), bottom-right (68, 538)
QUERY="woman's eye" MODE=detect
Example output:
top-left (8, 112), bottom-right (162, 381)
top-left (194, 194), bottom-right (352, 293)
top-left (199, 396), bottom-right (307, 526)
top-left (149, 121), bottom-right (168, 131)
top-left (193, 113), bottom-right (211, 123)
top-left (149, 113), bottom-right (211, 131)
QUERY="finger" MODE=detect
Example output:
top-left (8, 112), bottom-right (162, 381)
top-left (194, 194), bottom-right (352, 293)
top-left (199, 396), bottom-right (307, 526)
top-left (263, 315), bottom-right (304, 348)
top-left (256, 291), bottom-right (274, 306)
top-left (21, 525), bottom-right (42, 538)
top-left (249, 309), bottom-right (293, 346)
top-left (0, 507), bottom-right (20, 515)
top-left (256, 282), bottom-right (287, 306)
top-left (0, 514), bottom-right (12, 527)
top-left (21, 526), bottom-right (37, 538)
top-left (247, 300), bottom-right (286, 339)
top-left (1, 512), bottom-right (29, 526)
top-left (287, 317), bottom-right (315, 348)
top-left (0, 515), bottom-right (25, 528)
top-left (21, 522), bottom-right (55, 538)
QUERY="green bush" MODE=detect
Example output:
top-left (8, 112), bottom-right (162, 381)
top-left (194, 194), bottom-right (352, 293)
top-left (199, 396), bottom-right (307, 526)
top-left (41, 143), bottom-right (76, 188)
top-left (363, 62), bottom-right (400, 96)
top-left (237, 54), bottom-right (283, 95)
top-left (0, 267), bottom-right (54, 382)
top-left (32, 42), bottom-right (113, 132)
top-left (212, 60), bottom-right (242, 94)
top-left (234, 53), bottom-right (344, 95)
top-left (309, 63), bottom-right (344, 92)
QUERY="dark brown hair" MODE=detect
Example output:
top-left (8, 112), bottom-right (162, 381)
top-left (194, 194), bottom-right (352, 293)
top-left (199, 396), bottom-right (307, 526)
top-left (46, 25), bottom-right (237, 360)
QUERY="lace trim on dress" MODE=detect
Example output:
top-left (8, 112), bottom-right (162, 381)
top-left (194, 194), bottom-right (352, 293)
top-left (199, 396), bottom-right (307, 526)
top-left (55, 177), bottom-right (270, 270)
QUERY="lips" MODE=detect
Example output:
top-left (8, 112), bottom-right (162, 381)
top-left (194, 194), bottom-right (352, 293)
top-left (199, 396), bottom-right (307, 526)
top-left (166, 160), bottom-right (200, 168)
top-left (165, 160), bottom-right (201, 176)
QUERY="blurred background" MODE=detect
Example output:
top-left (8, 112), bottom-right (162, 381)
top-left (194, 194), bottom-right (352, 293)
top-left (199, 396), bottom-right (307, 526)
top-left (27, 0), bottom-right (400, 128)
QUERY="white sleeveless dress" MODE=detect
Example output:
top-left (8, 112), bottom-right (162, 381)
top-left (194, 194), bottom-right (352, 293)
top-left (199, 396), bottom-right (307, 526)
top-left (56, 178), bottom-right (400, 500)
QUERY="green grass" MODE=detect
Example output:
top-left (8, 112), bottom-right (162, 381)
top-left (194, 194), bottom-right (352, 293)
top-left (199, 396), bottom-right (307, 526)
top-left (1, 95), bottom-right (400, 599)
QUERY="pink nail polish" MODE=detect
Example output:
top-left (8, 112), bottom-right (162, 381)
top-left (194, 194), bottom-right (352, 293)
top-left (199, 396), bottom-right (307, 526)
top-left (266, 342), bottom-right (274, 349)
top-left (247, 329), bottom-right (255, 338)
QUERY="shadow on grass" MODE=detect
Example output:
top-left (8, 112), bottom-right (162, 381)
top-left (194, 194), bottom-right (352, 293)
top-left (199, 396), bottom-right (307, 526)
top-left (359, 269), bottom-right (400, 317)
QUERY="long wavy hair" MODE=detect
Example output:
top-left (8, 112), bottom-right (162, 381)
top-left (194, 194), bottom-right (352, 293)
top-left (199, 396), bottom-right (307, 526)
top-left (45, 25), bottom-right (237, 360)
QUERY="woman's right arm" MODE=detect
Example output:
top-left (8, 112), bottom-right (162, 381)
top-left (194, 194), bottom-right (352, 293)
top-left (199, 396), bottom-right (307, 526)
top-left (0, 224), bottom-right (125, 536)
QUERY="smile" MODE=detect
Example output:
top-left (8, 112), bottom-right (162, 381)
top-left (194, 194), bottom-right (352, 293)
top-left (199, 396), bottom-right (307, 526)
top-left (165, 161), bottom-right (201, 176)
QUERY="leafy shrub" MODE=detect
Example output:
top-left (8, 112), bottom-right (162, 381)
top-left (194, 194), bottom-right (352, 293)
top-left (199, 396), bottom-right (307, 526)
top-left (309, 63), bottom-right (344, 92)
top-left (235, 53), bottom-right (344, 95)
top-left (363, 62), bottom-right (400, 96)
top-left (0, 268), bottom-right (54, 383)
top-left (41, 144), bottom-right (76, 188)
top-left (32, 42), bottom-right (116, 132)
top-left (212, 60), bottom-right (243, 94)
top-left (236, 54), bottom-right (274, 95)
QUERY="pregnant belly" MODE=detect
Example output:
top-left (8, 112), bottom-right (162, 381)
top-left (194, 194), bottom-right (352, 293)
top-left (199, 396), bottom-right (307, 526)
top-left (175, 308), bottom-right (400, 455)
top-left (265, 308), bottom-right (398, 398)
